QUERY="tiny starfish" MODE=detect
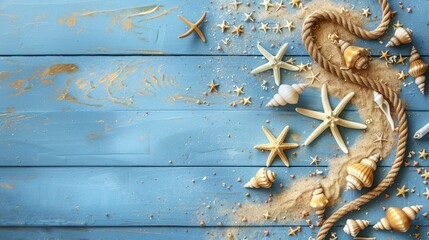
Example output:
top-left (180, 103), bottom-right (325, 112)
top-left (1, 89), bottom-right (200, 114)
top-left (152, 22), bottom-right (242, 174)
top-left (207, 80), bottom-right (219, 92)
top-left (310, 155), bottom-right (320, 166)
top-left (421, 170), bottom-right (429, 180)
top-left (289, 0), bottom-right (300, 8)
top-left (297, 62), bottom-right (307, 72)
top-left (178, 12), bottom-right (207, 42)
top-left (379, 50), bottom-right (390, 61)
top-left (234, 86), bottom-right (244, 96)
top-left (288, 227), bottom-right (298, 236)
top-left (397, 54), bottom-right (407, 65)
top-left (423, 187), bottom-right (429, 199)
top-left (241, 97), bottom-right (252, 105)
top-left (373, 132), bottom-right (388, 147)
top-left (244, 12), bottom-right (254, 22)
top-left (396, 185), bottom-right (409, 198)
top-left (275, 0), bottom-right (285, 11)
top-left (397, 71), bottom-right (408, 81)
top-left (260, 0), bottom-right (275, 10)
top-left (362, 8), bottom-right (372, 17)
top-left (328, 32), bottom-right (340, 44)
top-left (284, 20), bottom-right (295, 32)
top-left (306, 70), bottom-right (321, 84)
top-left (232, 25), bottom-right (244, 36)
top-left (419, 149), bottom-right (428, 160)
top-left (254, 125), bottom-right (299, 167)
top-left (393, 20), bottom-right (403, 30)
top-left (296, 84), bottom-right (367, 153)
top-left (259, 22), bottom-right (270, 32)
top-left (251, 43), bottom-right (299, 86)
top-left (230, 0), bottom-right (243, 9)
top-left (217, 21), bottom-right (230, 33)
top-left (263, 211), bottom-right (272, 219)
top-left (272, 23), bottom-right (283, 34)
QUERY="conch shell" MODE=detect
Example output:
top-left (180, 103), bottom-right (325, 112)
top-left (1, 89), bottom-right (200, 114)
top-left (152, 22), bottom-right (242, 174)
top-left (385, 27), bottom-right (413, 47)
top-left (339, 39), bottom-right (370, 70)
top-left (343, 219), bottom-right (370, 237)
top-left (243, 168), bottom-right (276, 188)
top-left (309, 182), bottom-right (328, 220)
top-left (408, 46), bottom-right (428, 94)
top-left (373, 91), bottom-right (394, 131)
top-left (414, 123), bottom-right (429, 139)
top-left (374, 205), bottom-right (423, 232)
top-left (346, 153), bottom-right (380, 190)
top-left (266, 83), bottom-right (308, 107)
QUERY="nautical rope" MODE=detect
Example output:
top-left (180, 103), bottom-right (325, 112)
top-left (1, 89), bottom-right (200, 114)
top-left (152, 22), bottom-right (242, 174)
top-left (301, 1), bottom-right (408, 239)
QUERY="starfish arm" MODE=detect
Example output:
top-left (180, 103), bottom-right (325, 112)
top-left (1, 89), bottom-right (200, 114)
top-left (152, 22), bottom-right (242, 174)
top-left (333, 92), bottom-right (354, 116)
top-left (278, 62), bottom-right (300, 71)
top-left (179, 29), bottom-right (195, 38)
top-left (280, 143), bottom-right (299, 149)
top-left (262, 126), bottom-right (277, 142)
top-left (257, 44), bottom-right (275, 61)
top-left (273, 66), bottom-right (281, 86)
top-left (331, 125), bottom-right (348, 153)
top-left (254, 143), bottom-right (273, 151)
top-left (194, 28), bottom-right (206, 42)
top-left (295, 108), bottom-right (326, 121)
top-left (196, 12), bottom-right (207, 25)
top-left (321, 84), bottom-right (332, 114)
top-left (277, 149), bottom-right (290, 167)
top-left (304, 122), bottom-right (329, 146)
top-left (278, 125), bottom-right (290, 143)
top-left (265, 150), bottom-right (277, 167)
top-left (337, 118), bottom-right (367, 129)
top-left (251, 63), bottom-right (271, 74)
top-left (275, 43), bottom-right (289, 59)
top-left (178, 15), bottom-right (193, 26)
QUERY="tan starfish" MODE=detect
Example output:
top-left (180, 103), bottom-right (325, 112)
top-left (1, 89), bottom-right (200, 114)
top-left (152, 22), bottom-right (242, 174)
top-left (423, 188), bottom-right (429, 199)
top-left (178, 12), bottom-right (207, 42)
top-left (260, 0), bottom-right (274, 10)
top-left (393, 20), bottom-right (403, 30)
top-left (234, 86), bottom-right (244, 96)
top-left (397, 70), bottom-right (408, 81)
top-left (419, 149), bottom-right (428, 160)
top-left (232, 25), bottom-right (244, 36)
top-left (254, 125), bottom-right (299, 167)
top-left (288, 227), bottom-right (298, 236)
top-left (207, 80), bottom-right (219, 93)
top-left (230, 0), bottom-right (243, 9)
top-left (259, 22), bottom-right (270, 32)
top-left (263, 211), bottom-right (272, 219)
top-left (217, 21), bottom-right (230, 33)
top-left (379, 50), bottom-right (390, 61)
top-left (297, 62), bottom-right (307, 72)
top-left (284, 20), bottom-right (295, 32)
top-left (373, 132), bottom-right (388, 147)
top-left (272, 23), bottom-right (282, 34)
top-left (362, 8), bottom-right (372, 17)
top-left (296, 84), bottom-right (367, 153)
top-left (241, 97), bottom-right (251, 105)
top-left (289, 0), bottom-right (300, 7)
top-left (275, 0), bottom-right (285, 11)
top-left (306, 70), bottom-right (321, 84)
top-left (396, 185), bottom-right (409, 198)
top-left (310, 155), bottom-right (320, 166)
top-left (251, 43), bottom-right (299, 86)
top-left (244, 12), bottom-right (254, 22)
top-left (421, 169), bottom-right (429, 180)
top-left (397, 54), bottom-right (407, 65)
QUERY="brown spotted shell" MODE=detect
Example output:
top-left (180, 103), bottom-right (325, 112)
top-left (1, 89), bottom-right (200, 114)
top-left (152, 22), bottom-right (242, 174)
top-left (243, 168), bottom-right (276, 188)
top-left (339, 40), bottom-right (369, 70)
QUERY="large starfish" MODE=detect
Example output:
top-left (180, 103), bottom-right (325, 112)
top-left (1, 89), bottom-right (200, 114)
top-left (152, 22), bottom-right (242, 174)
top-left (254, 125), bottom-right (299, 167)
top-left (251, 43), bottom-right (299, 86)
top-left (295, 84), bottom-right (367, 153)
top-left (178, 12), bottom-right (206, 42)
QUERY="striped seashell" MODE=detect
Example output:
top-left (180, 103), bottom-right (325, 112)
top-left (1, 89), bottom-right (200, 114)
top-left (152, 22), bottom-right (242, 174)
top-left (244, 168), bottom-right (276, 188)
top-left (343, 219), bottom-right (370, 237)
top-left (266, 83), bottom-right (308, 107)
top-left (346, 153), bottom-right (380, 190)
top-left (309, 182), bottom-right (329, 220)
top-left (374, 205), bottom-right (423, 232)
top-left (408, 46), bottom-right (428, 94)
top-left (386, 27), bottom-right (413, 47)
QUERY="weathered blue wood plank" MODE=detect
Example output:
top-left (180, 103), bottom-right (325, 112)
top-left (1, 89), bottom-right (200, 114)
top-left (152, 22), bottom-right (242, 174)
top-left (0, 166), bottom-right (426, 227)
top-left (0, 226), bottom-right (426, 240)
top-left (0, 0), bottom-right (426, 55)
top-left (0, 56), bottom-right (427, 112)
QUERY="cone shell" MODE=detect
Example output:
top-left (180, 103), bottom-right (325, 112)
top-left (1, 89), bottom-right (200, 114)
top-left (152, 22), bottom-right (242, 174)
top-left (346, 153), bottom-right (380, 190)
top-left (408, 46), bottom-right (428, 94)
top-left (374, 205), bottom-right (423, 232)
top-left (266, 84), bottom-right (308, 107)
top-left (386, 27), bottom-right (413, 47)
top-left (243, 168), bottom-right (276, 189)
top-left (310, 182), bottom-right (328, 219)
top-left (339, 40), bottom-right (369, 70)
top-left (343, 219), bottom-right (370, 237)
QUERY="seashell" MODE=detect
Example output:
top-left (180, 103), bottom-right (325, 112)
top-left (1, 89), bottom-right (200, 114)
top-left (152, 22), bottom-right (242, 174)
top-left (408, 46), bottom-right (428, 94)
top-left (414, 123), bottom-right (429, 139)
top-left (309, 182), bottom-right (329, 220)
top-left (243, 168), bottom-right (276, 188)
top-left (343, 219), bottom-right (370, 237)
top-left (373, 91), bottom-right (394, 131)
top-left (346, 153), bottom-right (380, 190)
top-left (266, 83), bottom-right (308, 107)
top-left (374, 205), bottom-right (423, 232)
top-left (385, 27), bottom-right (413, 47)
top-left (339, 40), bottom-right (370, 70)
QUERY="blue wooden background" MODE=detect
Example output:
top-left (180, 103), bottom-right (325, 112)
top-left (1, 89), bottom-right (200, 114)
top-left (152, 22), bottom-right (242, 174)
top-left (0, 0), bottom-right (428, 239)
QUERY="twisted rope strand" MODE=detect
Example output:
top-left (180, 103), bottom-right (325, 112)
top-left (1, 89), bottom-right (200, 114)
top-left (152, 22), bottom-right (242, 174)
top-left (301, 1), bottom-right (408, 239)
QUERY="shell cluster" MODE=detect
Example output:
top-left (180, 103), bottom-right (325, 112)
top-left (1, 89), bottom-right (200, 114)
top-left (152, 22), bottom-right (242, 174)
top-left (408, 46), bottom-right (428, 94)
top-left (266, 83), bottom-right (308, 107)
top-left (374, 205), bottom-right (423, 232)
top-left (346, 153), bottom-right (380, 190)
top-left (386, 27), bottom-right (413, 47)
top-left (374, 91), bottom-right (395, 131)
top-left (243, 168), bottom-right (276, 189)
top-left (309, 182), bottom-right (329, 220)
top-left (339, 40), bottom-right (370, 70)
top-left (343, 219), bottom-right (370, 237)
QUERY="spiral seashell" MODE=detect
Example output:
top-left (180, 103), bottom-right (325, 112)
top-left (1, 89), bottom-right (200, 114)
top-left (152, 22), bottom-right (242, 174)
top-left (243, 168), bottom-right (276, 188)
top-left (339, 40), bottom-right (370, 70)
top-left (343, 219), bottom-right (370, 237)
top-left (373, 91), bottom-right (394, 131)
top-left (346, 153), bottom-right (380, 190)
top-left (309, 182), bottom-right (328, 220)
top-left (385, 27), bottom-right (413, 47)
top-left (266, 83), bottom-right (308, 107)
top-left (408, 46), bottom-right (428, 94)
top-left (374, 205), bottom-right (423, 232)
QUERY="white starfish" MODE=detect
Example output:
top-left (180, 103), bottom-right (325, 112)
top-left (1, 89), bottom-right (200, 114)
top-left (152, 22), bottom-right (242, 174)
top-left (295, 84), bottom-right (367, 153)
top-left (251, 43), bottom-right (299, 86)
